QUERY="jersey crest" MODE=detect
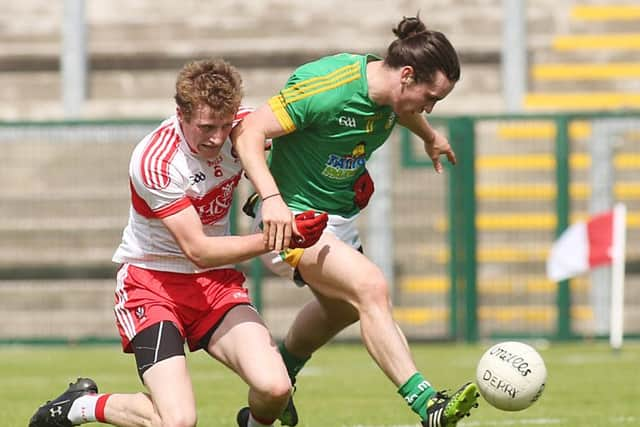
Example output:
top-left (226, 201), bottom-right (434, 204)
top-left (190, 173), bottom-right (241, 225)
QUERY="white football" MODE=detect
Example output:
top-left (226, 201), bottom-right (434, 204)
top-left (476, 341), bottom-right (546, 411)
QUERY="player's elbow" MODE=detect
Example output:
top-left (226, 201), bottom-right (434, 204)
top-left (188, 254), bottom-right (210, 270)
top-left (181, 241), bottom-right (216, 270)
top-left (183, 249), bottom-right (207, 269)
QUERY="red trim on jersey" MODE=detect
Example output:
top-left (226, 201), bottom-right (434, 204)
top-left (130, 180), bottom-right (192, 219)
top-left (95, 394), bottom-right (111, 422)
top-left (232, 106), bottom-right (253, 127)
top-left (156, 198), bottom-right (192, 218)
top-left (141, 125), bottom-right (179, 190)
top-left (231, 108), bottom-right (255, 158)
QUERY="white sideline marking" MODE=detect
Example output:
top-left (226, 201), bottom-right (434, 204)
top-left (613, 416), bottom-right (637, 424)
top-left (561, 352), bottom-right (637, 365)
top-left (298, 366), bottom-right (323, 377)
top-left (349, 425), bottom-right (416, 427)
top-left (461, 419), bottom-right (562, 426)
top-left (342, 416), bottom-right (638, 427)
top-left (348, 415), bottom-right (638, 427)
top-left (349, 420), bottom-right (562, 427)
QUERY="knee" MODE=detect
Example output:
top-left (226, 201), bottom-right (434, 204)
top-left (160, 408), bottom-right (197, 427)
top-left (354, 271), bottom-right (391, 309)
top-left (253, 375), bottom-right (292, 406)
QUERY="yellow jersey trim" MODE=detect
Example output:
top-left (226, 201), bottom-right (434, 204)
top-left (281, 61), bottom-right (361, 103)
top-left (267, 61), bottom-right (362, 133)
top-left (268, 95), bottom-right (297, 133)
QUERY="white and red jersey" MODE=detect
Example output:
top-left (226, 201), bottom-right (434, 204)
top-left (113, 108), bottom-right (252, 273)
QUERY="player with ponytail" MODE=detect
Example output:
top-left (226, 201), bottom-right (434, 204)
top-left (234, 14), bottom-right (478, 427)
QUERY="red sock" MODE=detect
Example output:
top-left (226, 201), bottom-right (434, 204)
top-left (95, 394), bottom-right (111, 422)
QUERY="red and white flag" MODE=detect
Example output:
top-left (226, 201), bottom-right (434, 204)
top-left (546, 204), bottom-right (626, 282)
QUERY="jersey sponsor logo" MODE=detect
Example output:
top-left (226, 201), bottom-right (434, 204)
top-left (189, 171), bottom-right (206, 184)
top-left (338, 115), bottom-right (357, 128)
top-left (190, 173), bottom-right (242, 224)
top-left (322, 142), bottom-right (366, 179)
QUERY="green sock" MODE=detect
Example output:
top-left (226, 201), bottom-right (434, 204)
top-left (278, 342), bottom-right (310, 385)
top-left (398, 373), bottom-right (435, 420)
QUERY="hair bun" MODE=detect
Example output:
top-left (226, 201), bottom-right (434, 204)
top-left (392, 14), bottom-right (427, 39)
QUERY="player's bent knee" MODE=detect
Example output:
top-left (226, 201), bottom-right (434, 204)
top-left (353, 272), bottom-right (391, 308)
top-left (160, 411), bottom-right (197, 427)
top-left (252, 375), bottom-right (292, 404)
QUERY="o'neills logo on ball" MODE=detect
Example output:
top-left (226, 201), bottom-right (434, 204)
top-left (489, 345), bottom-right (533, 376)
top-left (482, 369), bottom-right (518, 399)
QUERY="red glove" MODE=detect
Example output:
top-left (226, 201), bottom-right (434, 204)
top-left (354, 169), bottom-right (375, 209)
top-left (290, 210), bottom-right (329, 249)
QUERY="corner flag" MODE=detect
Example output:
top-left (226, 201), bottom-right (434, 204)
top-left (546, 203), bottom-right (627, 349)
top-left (546, 204), bottom-right (626, 282)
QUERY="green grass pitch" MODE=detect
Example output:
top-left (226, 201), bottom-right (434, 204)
top-left (1, 341), bottom-right (638, 426)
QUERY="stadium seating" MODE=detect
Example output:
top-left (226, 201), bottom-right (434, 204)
top-left (1, 0), bottom-right (639, 340)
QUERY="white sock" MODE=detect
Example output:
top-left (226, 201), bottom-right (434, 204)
top-left (67, 393), bottom-right (101, 424)
top-left (247, 412), bottom-right (273, 427)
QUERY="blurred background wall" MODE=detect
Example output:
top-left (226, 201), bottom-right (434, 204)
top-left (0, 0), bottom-right (568, 119)
top-left (1, 0), bottom-right (639, 343)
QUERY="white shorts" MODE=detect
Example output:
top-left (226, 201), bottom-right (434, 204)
top-left (252, 206), bottom-right (362, 286)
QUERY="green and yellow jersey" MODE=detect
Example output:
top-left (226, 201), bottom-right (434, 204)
top-left (267, 53), bottom-right (398, 218)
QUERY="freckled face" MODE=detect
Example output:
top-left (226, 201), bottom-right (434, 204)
top-left (394, 70), bottom-right (455, 116)
top-left (177, 104), bottom-right (235, 160)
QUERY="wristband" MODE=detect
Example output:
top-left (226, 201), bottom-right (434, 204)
top-left (262, 193), bottom-right (281, 202)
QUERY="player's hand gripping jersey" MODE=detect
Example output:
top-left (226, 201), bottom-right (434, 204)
top-left (113, 108), bottom-right (252, 273)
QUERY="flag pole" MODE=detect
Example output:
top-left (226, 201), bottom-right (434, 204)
top-left (609, 203), bottom-right (627, 351)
